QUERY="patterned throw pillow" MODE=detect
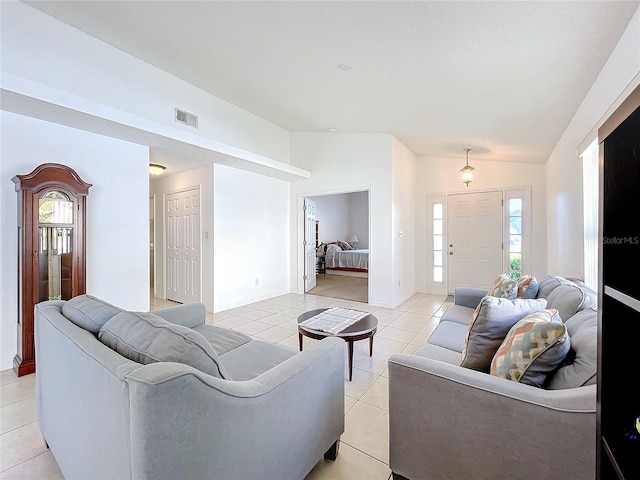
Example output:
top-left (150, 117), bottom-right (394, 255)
top-left (460, 296), bottom-right (547, 371)
top-left (516, 275), bottom-right (540, 299)
top-left (490, 309), bottom-right (570, 388)
top-left (487, 273), bottom-right (518, 299)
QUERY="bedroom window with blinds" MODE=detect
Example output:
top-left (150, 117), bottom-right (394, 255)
top-left (433, 202), bottom-right (444, 282)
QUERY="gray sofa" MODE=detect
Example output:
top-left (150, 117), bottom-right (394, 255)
top-left (35, 295), bottom-right (345, 480)
top-left (388, 275), bottom-right (598, 480)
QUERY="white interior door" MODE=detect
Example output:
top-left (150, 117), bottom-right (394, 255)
top-left (166, 188), bottom-right (201, 303)
top-left (304, 198), bottom-right (317, 292)
top-left (448, 191), bottom-right (503, 293)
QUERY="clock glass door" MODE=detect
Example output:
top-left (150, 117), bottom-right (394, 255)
top-left (38, 191), bottom-right (74, 301)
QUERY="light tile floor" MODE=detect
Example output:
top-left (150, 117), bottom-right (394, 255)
top-left (0, 291), bottom-right (450, 479)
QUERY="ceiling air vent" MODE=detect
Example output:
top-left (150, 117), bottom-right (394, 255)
top-left (174, 108), bottom-right (198, 128)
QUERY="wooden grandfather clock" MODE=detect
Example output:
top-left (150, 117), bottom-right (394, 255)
top-left (13, 163), bottom-right (91, 376)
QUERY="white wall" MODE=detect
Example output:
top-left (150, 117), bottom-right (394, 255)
top-left (311, 191), bottom-right (369, 248)
top-left (392, 138), bottom-right (417, 305)
top-left (149, 164), bottom-right (215, 312)
top-left (290, 132), bottom-right (399, 308)
top-left (311, 194), bottom-right (351, 244)
top-left (150, 162), bottom-right (291, 313)
top-left (213, 164), bottom-right (290, 312)
top-left (348, 191), bottom-right (369, 249)
top-left (0, 111), bottom-right (150, 370)
top-left (1, 1), bottom-right (291, 164)
top-left (546, 6), bottom-right (640, 276)
top-left (415, 156), bottom-right (547, 293)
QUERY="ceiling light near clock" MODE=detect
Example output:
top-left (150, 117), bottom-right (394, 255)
top-left (149, 164), bottom-right (166, 176)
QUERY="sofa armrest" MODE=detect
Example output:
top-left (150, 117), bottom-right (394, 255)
top-left (125, 337), bottom-right (345, 480)
top-left (453, 287), bottom-right (488, 308)
top-left (151, 302), bottom-right (206, 328)
top-left (388, 353), bottom-right (596, 480)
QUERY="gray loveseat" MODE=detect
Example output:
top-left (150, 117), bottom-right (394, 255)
top-left (388, 275), bottom-right (598, 480)
top-left (35, 295), bottom-right (345, 480)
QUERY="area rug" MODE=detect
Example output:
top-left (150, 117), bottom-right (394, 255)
top-left (308, 275), bottom-right (368, 303)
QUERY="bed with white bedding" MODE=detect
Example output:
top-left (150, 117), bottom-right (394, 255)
top-left (324, 244), bottom-right (369, 271)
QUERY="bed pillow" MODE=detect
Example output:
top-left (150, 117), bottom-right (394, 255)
top-left (490, 309), bottom-right (570, 387)
top-left (460, 296), bottom-right (547, 371)
top-left (337, 240), bottom-right (352, 250)
top-left (326, 244), bottom-right (341, 255)
top-left (486, 273), bottom-right (518, 299)
top-left (99, 311), bottom-right (229, 379)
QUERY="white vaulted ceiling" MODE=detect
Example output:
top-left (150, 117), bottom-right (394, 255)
top-left (22, 0), bottom-right (640, 165)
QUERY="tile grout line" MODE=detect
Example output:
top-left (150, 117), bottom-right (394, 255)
top-left (0, 448), bottom-right (51, 474)
top-left (0, 418), bottom-right (39, 437)
top-left (338, 438), bottom-right (390, 468)
top-left (0, 393), bottom-right (36, 410)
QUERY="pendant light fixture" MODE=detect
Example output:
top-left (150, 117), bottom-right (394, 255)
top-left (460, 148), bottom-right (474, 187)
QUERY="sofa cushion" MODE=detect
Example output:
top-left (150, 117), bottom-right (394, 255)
top-left (219, 340), bottom-right (296, 381)
top-left (425, 320), bottom-right (469, 353)
top-left (62, 294), bottom-right (123, 334)
top-left (490, 309), bottom-right (570, 387)
top-left (547, 307), bottom-right (598, 389)
top-left (440, 304), bottom-right (477, 325)
top-left (545, 281), bottom-right (596, 322)
top-left (413, 343), bottom-right (463, 365)
top-left (460, 296), bottom-right (547, 371)
top-left (516, 275), bottom-right (539, 299)
top-left (487, 273), bottom-right (518, 299)
top-left (536, 275), bottom-right (564, 299)
top-left (192, 324), bottom-right (252, 355)
top-left (99, 311), bottom-right (230, 379)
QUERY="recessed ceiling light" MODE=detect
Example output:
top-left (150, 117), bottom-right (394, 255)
top-left (338, 63), bottom-right (352, 71)
top-left (328, 128), bottom-right (338, 133)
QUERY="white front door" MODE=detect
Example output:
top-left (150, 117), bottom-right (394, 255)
top-left (166, 188), bottom-right (201, 303)
top-left (304, 198), bottom-right (317, 292)
top-left (447, 191), bottom-right (503, 294)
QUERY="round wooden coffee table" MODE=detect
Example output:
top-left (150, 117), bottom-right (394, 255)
top-left (297, 308), bottom-right (378, 381)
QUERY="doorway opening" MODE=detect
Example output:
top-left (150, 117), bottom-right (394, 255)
top-left (302, 190), bottom-right (370, 304)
